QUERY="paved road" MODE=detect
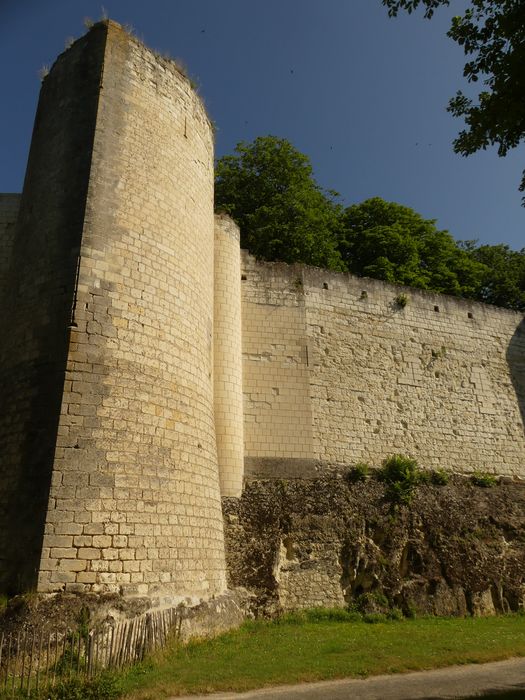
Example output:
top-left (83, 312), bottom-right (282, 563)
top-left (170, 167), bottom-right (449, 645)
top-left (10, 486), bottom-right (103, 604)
top-left (173, 657), bottom-right (525, 699)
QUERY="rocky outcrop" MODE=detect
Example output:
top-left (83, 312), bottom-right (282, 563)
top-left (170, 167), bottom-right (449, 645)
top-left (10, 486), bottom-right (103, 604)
top-left (223, 474), bottom-right (525, 617)
top-left (0, 589), bottom-right (249, 640)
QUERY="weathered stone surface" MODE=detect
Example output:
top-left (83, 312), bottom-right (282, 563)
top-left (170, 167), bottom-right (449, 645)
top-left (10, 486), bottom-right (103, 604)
top-left (223, 475), bottom-right (525, 617)
top-left (177, 589), bottom-right (251, 642)
top-left (0, 17), bottom-right (524, 615)
top-left (0, 589), bottom-right (248, 644)
top-left (214, 215), bottom-right (244, 497)
top-left (241, 255), bottom-right (525, 477)
top-left (0, 21), bottom-right (226, 600)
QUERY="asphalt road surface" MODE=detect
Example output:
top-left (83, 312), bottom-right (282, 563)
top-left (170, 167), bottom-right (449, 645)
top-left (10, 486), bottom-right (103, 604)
top-left (173, 657), bottom-right (525, 699)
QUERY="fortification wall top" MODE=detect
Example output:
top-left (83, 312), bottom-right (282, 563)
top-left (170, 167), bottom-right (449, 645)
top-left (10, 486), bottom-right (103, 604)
top-left (242, 250), bottom-right (524, 322)
top-left (241, 251), bottom-right (525, 478)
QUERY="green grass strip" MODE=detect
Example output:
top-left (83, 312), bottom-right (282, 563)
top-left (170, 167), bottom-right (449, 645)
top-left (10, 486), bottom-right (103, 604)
top-left (118, 612), bottom-right (525, 699)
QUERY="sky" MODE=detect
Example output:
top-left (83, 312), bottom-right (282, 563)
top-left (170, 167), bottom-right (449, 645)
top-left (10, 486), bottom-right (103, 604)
top-left (0, 0), bottom-right (523, 251)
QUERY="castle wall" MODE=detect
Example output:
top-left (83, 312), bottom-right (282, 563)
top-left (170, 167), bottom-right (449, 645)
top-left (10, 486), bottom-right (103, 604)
top-left (3, 18), bottom-right (524, 604)
top-left (0, 29), bottom-right (105, 593)
top-left (5, 22), bottom-right (226, 600)
top-left (241, 256), bottom-right (314, 468)
top-left (241, 253), bottom-right (525, 477)
top-left (0, 194), bottom-right (20, 298)
top-left (214, 215), bottom-right (244, 496)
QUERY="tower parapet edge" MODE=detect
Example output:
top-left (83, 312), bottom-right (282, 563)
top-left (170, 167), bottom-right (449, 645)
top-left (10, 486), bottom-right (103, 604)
top-left (0, 21), bottom-right (227, 601)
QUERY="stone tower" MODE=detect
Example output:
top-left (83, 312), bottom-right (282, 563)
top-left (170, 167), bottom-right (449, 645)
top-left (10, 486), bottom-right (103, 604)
top-left (213, 215), bottom-right (244, 497)
top-left (0, 21), bottom-right (232, 600)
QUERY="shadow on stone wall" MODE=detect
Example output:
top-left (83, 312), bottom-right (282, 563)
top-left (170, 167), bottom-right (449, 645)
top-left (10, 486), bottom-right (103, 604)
top-left (507, 317), bottom-right (525, 437)
top-left (0, 25), bottom-right (107, 594)
top-left (0, 322), bottom-right (74, 595)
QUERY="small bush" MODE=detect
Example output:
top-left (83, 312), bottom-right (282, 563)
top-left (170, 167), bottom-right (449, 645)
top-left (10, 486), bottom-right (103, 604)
top-left (275, 611), bottom-right (306, 625)
top-left (350, 591), bottom-right (389, 616)
top-left (345, 462), bottom-right (370, 484)
top-left (378, 454), bottom-right (422, 504)
top-left (394, 293), bottom-right (408, 308)
top-left (471, 471), bottom-right (498, 487)
top-left (404, 602), bottom-right (418, 619)
top-left (387, 607), bottom-right (404, 621)
top-left (417, 470), bottom-right (431, 484)
top-left (378, 454), bottom-right (419, 484)
top-left (431, 469), bottom-right (450, 485)
top-left (345, 611), bottom-right (363, 622)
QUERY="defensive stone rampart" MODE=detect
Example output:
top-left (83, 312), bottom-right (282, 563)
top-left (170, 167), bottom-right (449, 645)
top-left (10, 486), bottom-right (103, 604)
top-left (241, 253), bottom-right (525, 477)
top-left (0, 22), bottom-right (226, 601)
top-left (214, 215), bottom-right (244, 497)
top-left (0, 25), bottom-right (107, 593)
top-left (0, 20), bottom-right (523, 607)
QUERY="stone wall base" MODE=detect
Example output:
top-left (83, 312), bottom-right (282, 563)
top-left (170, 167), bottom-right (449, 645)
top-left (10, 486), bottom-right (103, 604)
top-left (0, 588), bottom-right (249, 641)
top-left (224, 474), bottom-right (525, 618)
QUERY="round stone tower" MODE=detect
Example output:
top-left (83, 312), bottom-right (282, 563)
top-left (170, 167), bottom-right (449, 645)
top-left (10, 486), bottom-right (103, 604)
top-left (2, 21), bottom-right (227, 600)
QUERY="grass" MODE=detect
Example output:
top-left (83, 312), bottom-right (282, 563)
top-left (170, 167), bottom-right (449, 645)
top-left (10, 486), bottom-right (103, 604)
top-left (117, 612), bottom-right (525, 699)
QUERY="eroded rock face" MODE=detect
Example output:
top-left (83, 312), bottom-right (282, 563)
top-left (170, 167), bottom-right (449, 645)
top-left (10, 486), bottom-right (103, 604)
top-left (0, 590), bottom-right (249, 641)
top-left (223, 475), bottom-right (525, 617)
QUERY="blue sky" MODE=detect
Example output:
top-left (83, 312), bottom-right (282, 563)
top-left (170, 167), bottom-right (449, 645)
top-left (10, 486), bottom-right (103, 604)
top-left (1, 0), bottom-right (523, 250)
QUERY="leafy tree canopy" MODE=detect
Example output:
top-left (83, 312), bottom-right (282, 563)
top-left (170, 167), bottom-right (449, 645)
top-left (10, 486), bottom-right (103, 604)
top-left (215, 136), bottom-right (345, 270)
top-left (340, 197), bottom-right (488, 298)
top-left (462, 241), bottom-right (525, 310)
top-left (215, 136), bottom-right (525, 311)
top-left (382, 0), bottom-right (525, 203)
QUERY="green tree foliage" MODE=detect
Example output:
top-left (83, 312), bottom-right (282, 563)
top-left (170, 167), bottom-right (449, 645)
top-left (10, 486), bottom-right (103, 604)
top-left (215, 136), bottom-right (524, 311)
top-left (382, 0), bottom-right (525, 203)
top-left (462, 241), bottom-right (525, 310)
top-left (214, 136), bottom-right (345, 270)
top-left (339, 198), bottom-right (487, 297)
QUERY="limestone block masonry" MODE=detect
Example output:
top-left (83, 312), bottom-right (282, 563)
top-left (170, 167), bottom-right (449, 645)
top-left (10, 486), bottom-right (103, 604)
top-left (0, 21), bottom-right (226, 600)
top-left (0, 20), bottom-right (524, 602)
top-left (214, 215), bottom-right (244, 497)
top-left (241, 254), bottom-right (525, 477)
